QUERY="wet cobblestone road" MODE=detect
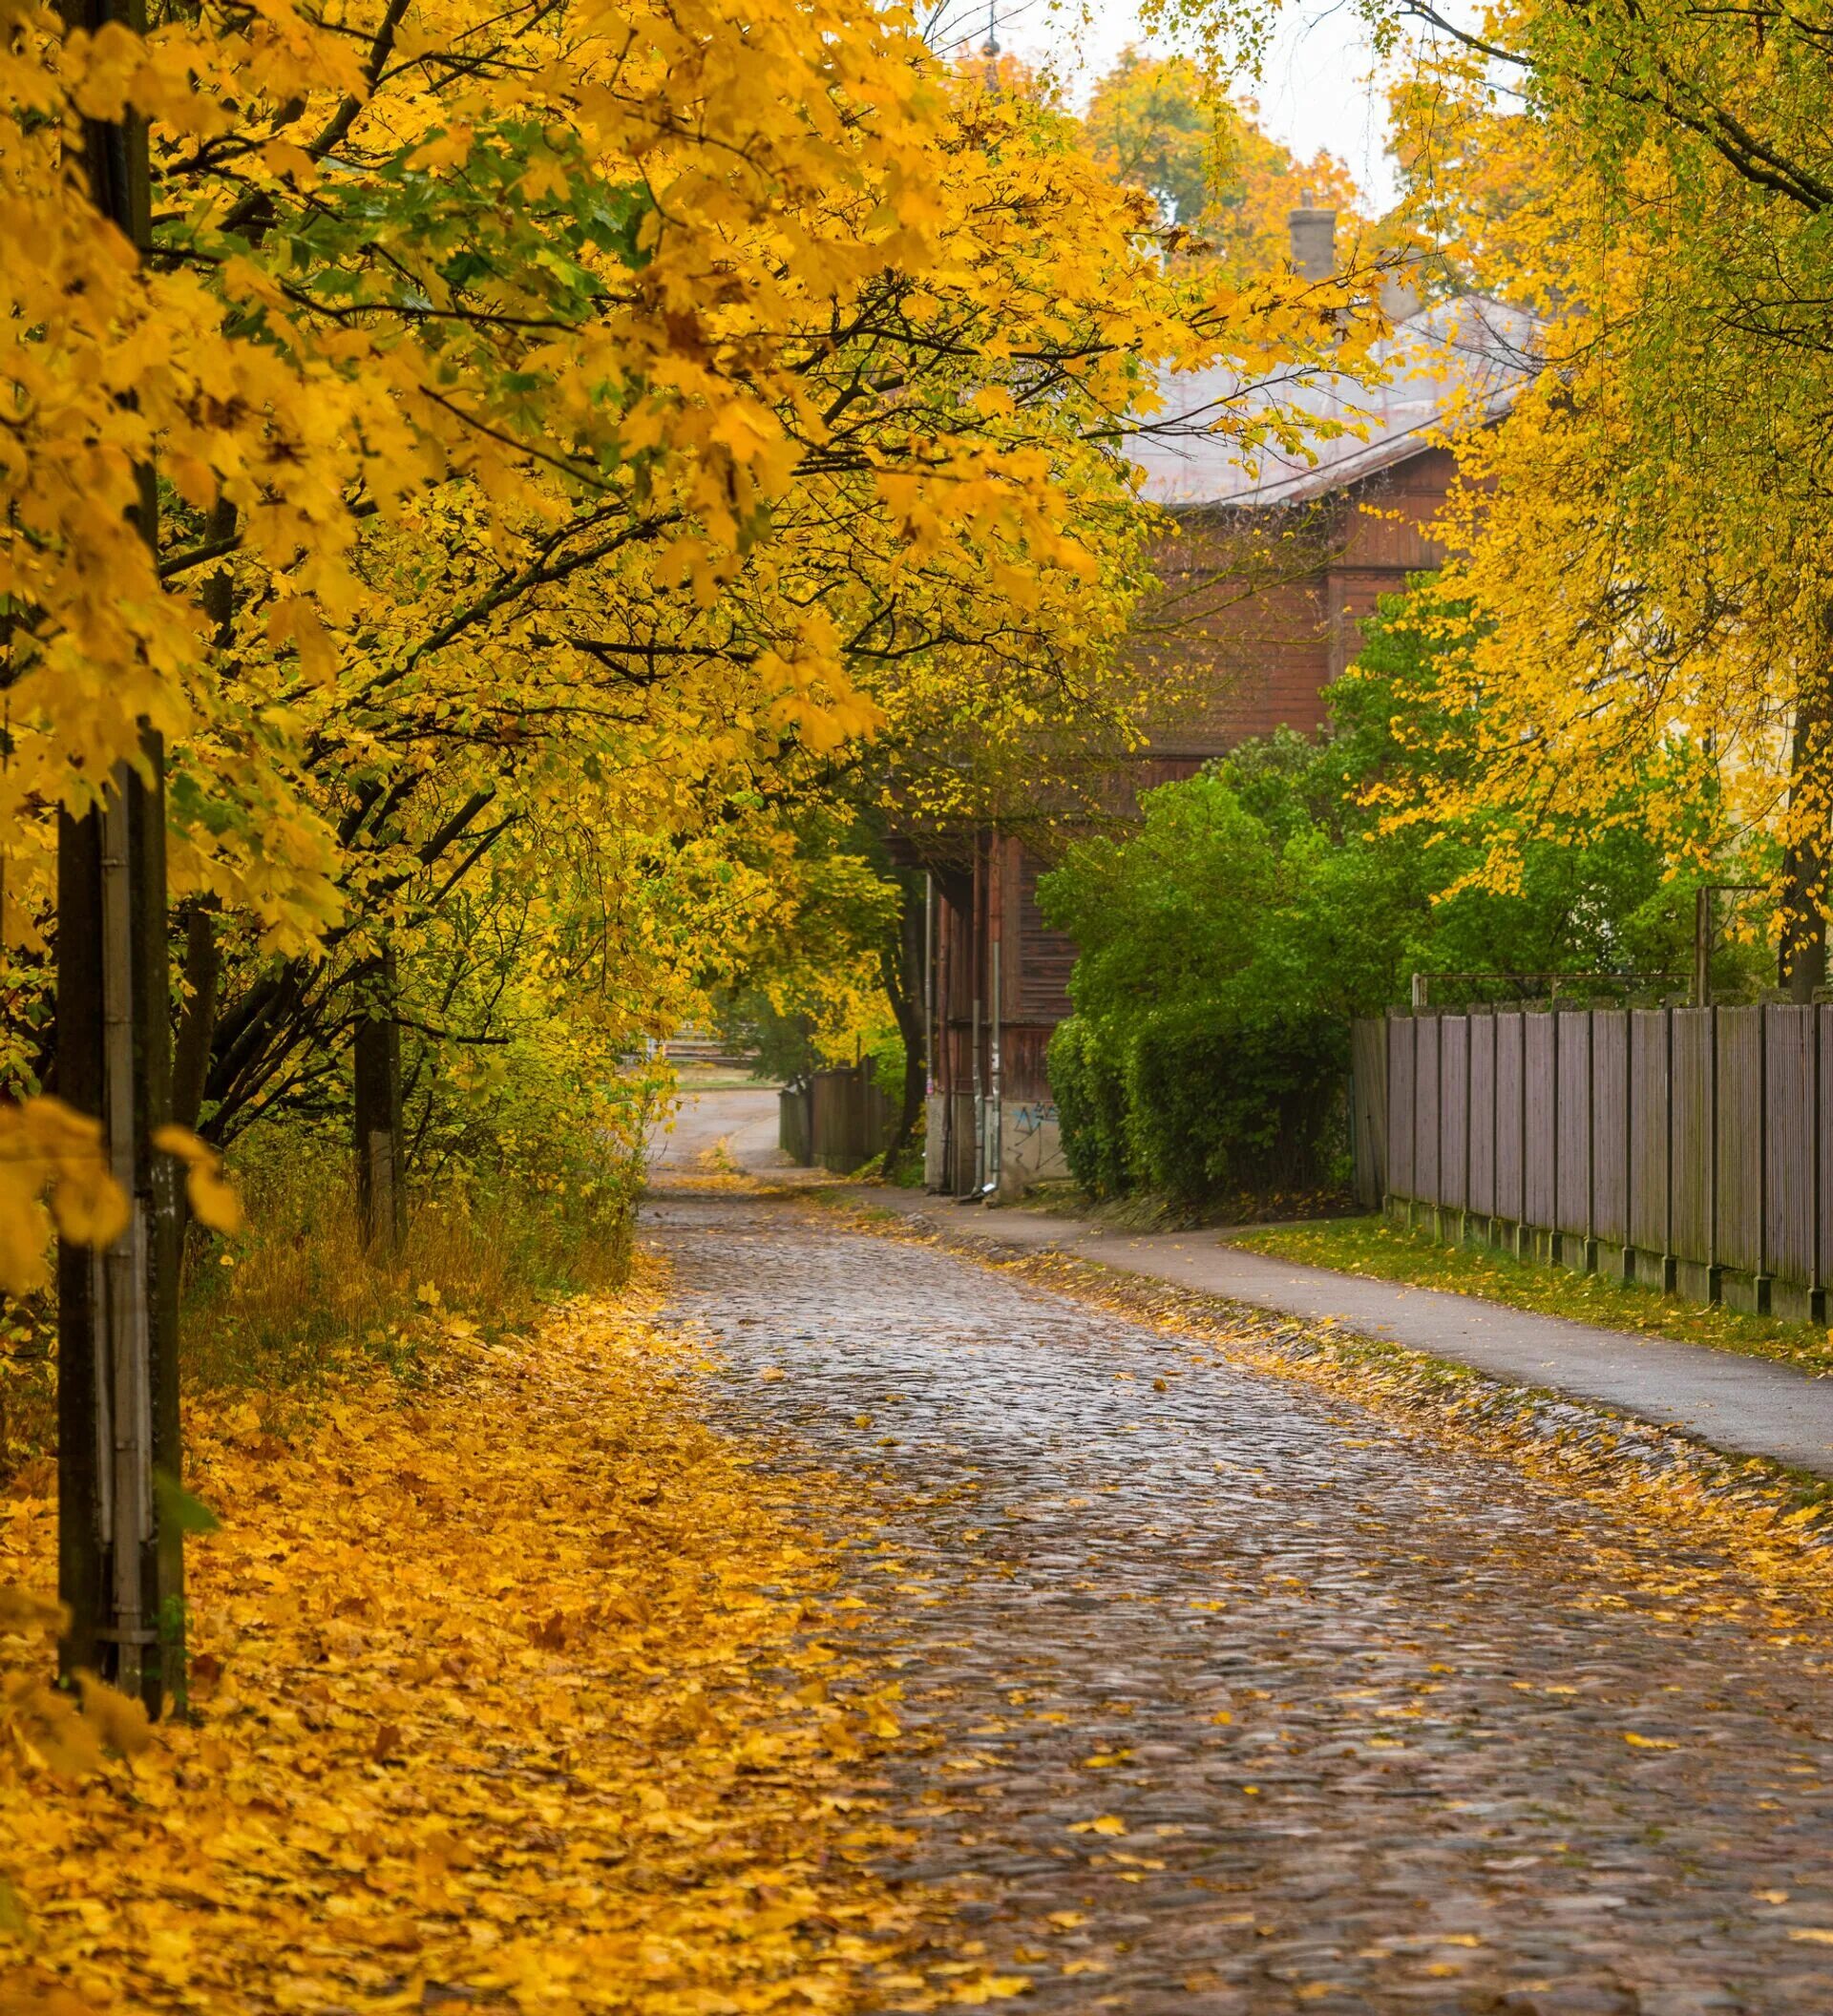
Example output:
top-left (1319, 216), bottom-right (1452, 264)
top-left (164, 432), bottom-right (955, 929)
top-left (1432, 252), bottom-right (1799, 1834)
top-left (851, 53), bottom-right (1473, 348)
top-left (648, 1192), bottom-right (1833, 2015)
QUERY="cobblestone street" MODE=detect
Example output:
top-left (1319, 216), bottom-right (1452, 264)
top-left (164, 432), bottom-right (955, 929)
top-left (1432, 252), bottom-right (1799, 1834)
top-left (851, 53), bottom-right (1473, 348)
top-left (649, 1190), bottom-right (1833, 2016)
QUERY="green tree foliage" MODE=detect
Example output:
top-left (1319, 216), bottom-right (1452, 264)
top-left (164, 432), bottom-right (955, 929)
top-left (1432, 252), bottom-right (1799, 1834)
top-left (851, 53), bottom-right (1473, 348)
top-left (1040, 586), bottom-right (1744, 1207)
top-left (1083, 48), bottom-right (1217, 227)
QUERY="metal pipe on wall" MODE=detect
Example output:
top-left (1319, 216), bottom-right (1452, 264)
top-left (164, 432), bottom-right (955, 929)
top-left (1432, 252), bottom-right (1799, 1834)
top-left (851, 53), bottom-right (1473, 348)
top-left (969, 834), bottom-right (984, 1198)
top-left (923, 873), bottom-right (934, 1100)
top-left (985, 938), bottom-right (1002, 1195)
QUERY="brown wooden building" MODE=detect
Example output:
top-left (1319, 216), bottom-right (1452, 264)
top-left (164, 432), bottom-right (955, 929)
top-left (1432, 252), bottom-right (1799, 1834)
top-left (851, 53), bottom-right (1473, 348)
top-left (921, 271), bottom-right (1536, 1196)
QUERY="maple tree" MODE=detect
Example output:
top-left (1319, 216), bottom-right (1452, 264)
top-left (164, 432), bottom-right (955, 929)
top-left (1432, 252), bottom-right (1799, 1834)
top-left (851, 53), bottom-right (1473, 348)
top-left (1083, 46), bottom-right (1362, 270)
top-left (1159, 0), bottom-right (1833, 989)
top-left (5, 0), bottom-right (1380, 1717)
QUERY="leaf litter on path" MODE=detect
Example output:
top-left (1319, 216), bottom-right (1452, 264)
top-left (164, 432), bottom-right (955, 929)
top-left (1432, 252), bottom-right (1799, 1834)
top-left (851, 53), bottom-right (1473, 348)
top-left (0, 1294), bottom-right (973, 2013)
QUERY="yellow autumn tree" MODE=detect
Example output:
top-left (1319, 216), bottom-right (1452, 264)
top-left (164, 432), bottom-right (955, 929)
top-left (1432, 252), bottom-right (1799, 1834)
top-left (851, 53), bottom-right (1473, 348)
top-left (8, 3), bottom-right (1374, 1157)
top-left (1159, 0), bottom-right (1833, 991)
top-left (1082, 45), bottom-right (1362, 273)
top-left (4, 0), bottom-right (1386, 1714)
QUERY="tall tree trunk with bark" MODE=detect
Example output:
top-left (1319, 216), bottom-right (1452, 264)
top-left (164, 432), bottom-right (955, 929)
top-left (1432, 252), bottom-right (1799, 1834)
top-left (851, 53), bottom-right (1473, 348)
top-left (54, 0), bottom-right (183, 1715)
top-left (1780, 652), bottom-right (1833, 1001)
top-left (353, 949), bottom-right (405, 1249)
top-left (172, 903), bottom-right (221, 1138)
top-left (879, 877), bottom-right (926, 1178)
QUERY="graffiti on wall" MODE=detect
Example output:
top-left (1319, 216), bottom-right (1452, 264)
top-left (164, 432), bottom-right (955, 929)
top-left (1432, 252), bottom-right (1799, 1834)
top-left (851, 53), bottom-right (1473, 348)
top-left (1003, 1102), bottom-right (1067, 1184)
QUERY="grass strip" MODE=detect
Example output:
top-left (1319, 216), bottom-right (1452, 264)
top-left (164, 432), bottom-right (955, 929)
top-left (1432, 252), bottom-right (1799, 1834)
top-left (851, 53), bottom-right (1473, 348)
top-left (1233, 1214), bottom-right (1833, 1376)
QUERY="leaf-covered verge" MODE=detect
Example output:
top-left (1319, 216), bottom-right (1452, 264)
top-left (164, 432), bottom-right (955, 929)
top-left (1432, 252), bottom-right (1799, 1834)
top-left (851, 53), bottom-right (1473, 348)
top-left (0, 1287), bottom-right (990, 2014)
top-left (2, 1133), bottom-right (643, 1488)
top-left (1233, 1217), bottom-right (1833, 1379)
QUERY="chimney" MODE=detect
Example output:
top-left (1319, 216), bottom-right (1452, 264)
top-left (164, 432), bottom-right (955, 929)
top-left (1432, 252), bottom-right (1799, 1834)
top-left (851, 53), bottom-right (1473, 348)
top-left (1288, 191), bottom-right (1337, 281)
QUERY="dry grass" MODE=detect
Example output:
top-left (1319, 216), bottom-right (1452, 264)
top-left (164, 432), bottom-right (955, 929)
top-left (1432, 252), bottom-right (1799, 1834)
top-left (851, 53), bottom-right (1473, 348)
top-left (183, 1144), bottom-right (634, 1401)
top-left (0, 1136), bottom-right (639, 1484)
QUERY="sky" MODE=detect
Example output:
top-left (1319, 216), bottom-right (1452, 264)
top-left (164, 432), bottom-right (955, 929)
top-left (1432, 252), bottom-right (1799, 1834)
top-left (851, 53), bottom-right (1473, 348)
top-left (931, 0), bottom-right (1429, 212)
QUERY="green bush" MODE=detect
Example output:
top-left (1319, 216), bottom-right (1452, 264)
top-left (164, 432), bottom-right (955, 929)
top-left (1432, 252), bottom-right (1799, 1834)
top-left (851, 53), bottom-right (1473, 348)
top-left (1047, 1018), bottom-right (1133, 1197)
top-left (1125, 1005), bottom-right (1345, 1205)
top-left (1032, 581), bottom-right (1743, 1211)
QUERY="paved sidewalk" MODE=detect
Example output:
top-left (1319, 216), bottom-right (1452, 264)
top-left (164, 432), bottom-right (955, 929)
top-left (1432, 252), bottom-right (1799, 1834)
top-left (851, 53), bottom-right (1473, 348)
top-left (844, 1187), bottom-right (1833, 1479)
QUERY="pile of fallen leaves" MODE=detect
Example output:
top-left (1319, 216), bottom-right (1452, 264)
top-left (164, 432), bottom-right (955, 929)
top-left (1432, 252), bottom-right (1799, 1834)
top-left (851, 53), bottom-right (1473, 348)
top-left (0, 1297), bottom-right (917, 2013)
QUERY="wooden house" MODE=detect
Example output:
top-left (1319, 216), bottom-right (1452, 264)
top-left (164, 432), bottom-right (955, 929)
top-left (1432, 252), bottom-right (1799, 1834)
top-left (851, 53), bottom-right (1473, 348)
top-left (920, 224), bottom-right (1535, 1196)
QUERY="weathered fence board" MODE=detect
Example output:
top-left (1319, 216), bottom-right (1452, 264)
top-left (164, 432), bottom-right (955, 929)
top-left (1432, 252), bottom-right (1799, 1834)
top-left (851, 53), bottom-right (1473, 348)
top-left (1629, 1010), bottom-right (1669, 1254)
top-left (1822, 1007), bottom-right (1833, 1292)
top-left (1468, 1014), bottom-right (1497, 1216)
top-left (1555, 1011), bottom-right (1591, 1238)
top-left (1496, 1012), bottom-right (1525, 1223)
top-left (1591, 1011), bottom-right (1630, 1248)
top-left (1524, 1012), bottom-right (1556, 1230)
top-left (1716, 1005), bottom-right (1763, 1277)
top-left (1671, 1009), bottom-right (1714, 1263)
top-left (1388, 1017), bottom-right (1415, 1198)
top-left (1350, 1018), bottom-right (1388, 1209)
top-left (811, 1064), bottom-right (894, 1173)
top-left (1416, 1015), bottom-right (1442, 1207)
top-left (1765, 1006), bottom-right (1815, 1290)
top-left (1440, 1015), bottom-right (1468, 1212)
top-left (779, 1085), bottom-right (812, 1166)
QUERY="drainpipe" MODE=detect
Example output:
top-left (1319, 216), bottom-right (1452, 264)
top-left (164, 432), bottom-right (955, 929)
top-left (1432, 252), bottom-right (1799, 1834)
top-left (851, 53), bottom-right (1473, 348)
top-left (969, 835), bottom-right (984, 1198)
top-left (923, 873), bottom-right (935, 1102)
top-left (984, 937), bottom-right (1002, 1196)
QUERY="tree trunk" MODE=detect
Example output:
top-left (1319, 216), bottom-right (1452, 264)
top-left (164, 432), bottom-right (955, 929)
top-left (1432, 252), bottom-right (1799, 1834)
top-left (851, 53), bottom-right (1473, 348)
top-left (172, 903), bottom-right (221, 1137)
top-left (879, 878), bottom-right (926, 1177)
top-left (353, 950), bottom-right (404, 1250)
top-left (1780, 657), bottom-right (1833, 1001)
top-left (55, 0), bottom-right (182, 1717)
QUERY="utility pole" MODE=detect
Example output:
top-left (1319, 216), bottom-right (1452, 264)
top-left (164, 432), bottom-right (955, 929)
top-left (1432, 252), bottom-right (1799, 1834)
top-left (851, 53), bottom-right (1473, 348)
top-left (55, 0), bottom-right (184, 1714)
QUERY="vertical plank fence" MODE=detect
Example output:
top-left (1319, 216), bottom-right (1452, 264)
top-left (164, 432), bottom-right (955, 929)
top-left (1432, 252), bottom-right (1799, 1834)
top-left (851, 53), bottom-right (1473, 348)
top-left (1350, 1018), bottom-right (1387, 1208)
top-left (800, 1064), bottom-right (895, 1173)
top-left (1592, 1012), bottom-right (1629, 1252)
top-left (1350, 1001), bottom-right (1828, 1320)
top-left (1628, 1010), bottom-right (1669, 1271)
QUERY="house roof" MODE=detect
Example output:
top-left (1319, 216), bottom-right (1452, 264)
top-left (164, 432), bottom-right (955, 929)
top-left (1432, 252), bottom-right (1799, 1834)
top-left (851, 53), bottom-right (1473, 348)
top-left (1127, 295), bottom-right (1541, 511)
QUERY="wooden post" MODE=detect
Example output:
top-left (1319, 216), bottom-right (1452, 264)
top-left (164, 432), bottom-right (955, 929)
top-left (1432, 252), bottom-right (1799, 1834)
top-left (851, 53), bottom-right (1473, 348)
top-left (54, 0), bottom-right (182, 1715)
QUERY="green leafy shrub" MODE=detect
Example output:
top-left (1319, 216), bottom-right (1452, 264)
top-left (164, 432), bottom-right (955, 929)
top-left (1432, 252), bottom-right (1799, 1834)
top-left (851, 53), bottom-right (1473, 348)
top-left (1125, 1005), bottom-right (1345, 1204)
top-left (1048, 1017), bottom-right (1134, 1196)
top-left (1035, 583), bottom-right (1741, 1211)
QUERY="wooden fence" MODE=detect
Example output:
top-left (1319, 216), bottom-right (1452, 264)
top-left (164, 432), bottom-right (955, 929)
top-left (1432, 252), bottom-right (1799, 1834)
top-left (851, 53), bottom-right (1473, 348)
top-left (778, 1085), bottom-right (812, 1166)
top-left (779, 1065), bottom-right (895, 1173)
top-left (1355, 1005), bottom-right (1831, 1320)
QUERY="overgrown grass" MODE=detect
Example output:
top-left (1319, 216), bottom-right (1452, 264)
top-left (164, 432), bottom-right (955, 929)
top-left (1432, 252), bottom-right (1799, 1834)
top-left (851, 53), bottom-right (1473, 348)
top-left (0, 1133), bottom-right (640, 1485)
top-left (1233, 1214), bottom-right (1833, 1376)
top-left (184, 1138), bottom-right (636, 1396)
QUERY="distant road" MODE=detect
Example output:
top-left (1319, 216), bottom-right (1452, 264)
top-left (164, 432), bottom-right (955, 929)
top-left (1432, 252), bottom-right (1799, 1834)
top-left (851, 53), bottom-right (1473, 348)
top-left (646, 1084), bottom-right (785, 1177)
